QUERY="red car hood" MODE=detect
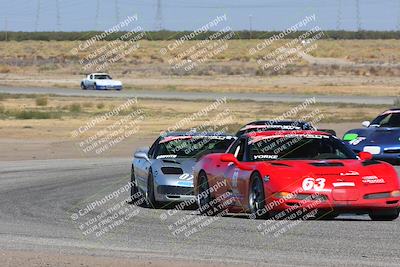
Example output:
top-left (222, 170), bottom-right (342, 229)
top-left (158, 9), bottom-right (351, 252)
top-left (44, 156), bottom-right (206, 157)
top-left (260, 159), bottom-right (399, 189)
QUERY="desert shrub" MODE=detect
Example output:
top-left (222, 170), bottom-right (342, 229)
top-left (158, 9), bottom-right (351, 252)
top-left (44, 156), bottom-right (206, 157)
top-left (96, 103), bottom-right (105, 109)
top-left (69, 103), bottom-right (81, 112)
top-left (14, 110), bottom-right (60, 119)
top-left (83, 102), bottom-right (93, 108)
top-left (35, 96), bottom-right (48, 106)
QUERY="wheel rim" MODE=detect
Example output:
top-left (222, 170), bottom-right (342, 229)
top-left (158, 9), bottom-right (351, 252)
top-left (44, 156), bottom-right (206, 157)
top-left (249, 178), bottom-right (263, 212)
top-left (198, 175), bottom-right (210, 208)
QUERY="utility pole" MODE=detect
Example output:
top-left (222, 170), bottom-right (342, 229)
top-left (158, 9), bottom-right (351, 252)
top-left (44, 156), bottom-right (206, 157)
top-left (95, 0), bottom-right (100, 30)
top-left (356, 0), bottom-right (361, 31)
top-left (156, 0), bottom-right (163, 30)
top-left (56, 0), bottom-right (61, 31)
top-left (397, 0), bottom-right (400, 31)
top-left (115, 0), bottom-right (120, 24)
top-left (4, 17), bottom-right (8, 42)
top-left (249, 14), bottom-right (253, 39)
top-left (35, 0), bottom-right (41, 31)
top-left (336, 0), bottom-right (342, 30)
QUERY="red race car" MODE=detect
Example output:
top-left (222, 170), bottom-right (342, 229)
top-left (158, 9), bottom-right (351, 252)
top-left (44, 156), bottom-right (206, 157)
top-left (193, 131), bottom-right (400, 221)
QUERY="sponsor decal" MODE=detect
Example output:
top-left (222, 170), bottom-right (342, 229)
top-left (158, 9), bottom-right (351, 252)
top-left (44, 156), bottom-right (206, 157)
top-left (340, 171), bottom-right (359, 176)
top-left (302, 177), bottom-right (326, 191)
top-left (349, 137), bottom-right (365, 146)
top-left (362, 176), bottom-right (385, 184)
top-left (157, 155), bottom-right (177, 159)
top-left (177, 181), bottom-right (193, 187)
top-left (249, 134), bottom-right (328, 144)
top-left (178, 173), bottom-right (194, 181)
top-left (253, 154), bottom-right (279, 160)
top-left (333, 182), bottom-right (355, 187)
top-left (343, 133), bottom-right (358, 141)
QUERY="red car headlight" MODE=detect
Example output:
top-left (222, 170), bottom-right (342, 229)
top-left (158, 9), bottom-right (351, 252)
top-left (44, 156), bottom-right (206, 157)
top-left (391, 190), bottom-right (400, 197)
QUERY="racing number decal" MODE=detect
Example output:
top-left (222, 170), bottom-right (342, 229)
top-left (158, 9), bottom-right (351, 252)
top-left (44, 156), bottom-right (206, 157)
top-left (231, 169), bottom-right (239, 188)
top-left (302, 178), bottom-right (326, 191)
top-left (178, 173), bottom-right (193, 181)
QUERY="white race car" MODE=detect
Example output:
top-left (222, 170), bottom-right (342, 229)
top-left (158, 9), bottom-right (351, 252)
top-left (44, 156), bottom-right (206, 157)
top-left (81, 73), bottom-right (123, 90)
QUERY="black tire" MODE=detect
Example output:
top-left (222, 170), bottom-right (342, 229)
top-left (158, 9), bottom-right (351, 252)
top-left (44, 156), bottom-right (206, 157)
top-left (248, 172), bottom-right (268, 219)
top-left (130, 166), bottom-right (146, 206)
top-left (80, 82), bottom-right (87, 90)
top-left (146, 170), bottom-right (159, 208)
top-left (197, 172), bottom-right (219, 216)
top-left (369, 209), bottom-right (399, 221)
top-left (315, 210), bottom-right (339, 220)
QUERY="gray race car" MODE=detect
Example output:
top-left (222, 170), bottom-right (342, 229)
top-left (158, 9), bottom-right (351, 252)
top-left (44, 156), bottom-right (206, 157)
top-left (131, 132), bottom-right (236, 208)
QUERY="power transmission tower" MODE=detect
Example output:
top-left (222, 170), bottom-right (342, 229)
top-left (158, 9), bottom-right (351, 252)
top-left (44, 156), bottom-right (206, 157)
top-left (336, 0), bottom-right (342, 30)
top-left (95, 0), bottom-right (100, 30)
top-left (35, 0), bottom-right (41, 31)
top-left (397, 0), bottom-right (400, 31)
top-left (115, 0), bottom-right (120, 24)
top-left (356, 0), bottom-right (361, 31)
top-left (4, 17), bottom-right (8, 41)
top-left (56, 0), bottom-right (61, 31)
top-left (155, 0), bottom-right (163, 30)
top-left (249, 14), bottom-right (253, 39)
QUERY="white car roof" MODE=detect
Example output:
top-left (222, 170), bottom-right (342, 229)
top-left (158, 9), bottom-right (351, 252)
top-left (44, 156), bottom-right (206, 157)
top-left (89, 73), bottom-right (110, 75)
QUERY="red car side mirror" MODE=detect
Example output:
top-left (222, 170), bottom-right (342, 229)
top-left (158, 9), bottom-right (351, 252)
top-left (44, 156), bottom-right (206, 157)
top-left (220, 154), bottom-right (252, 171)
top-left (220, 154), bottom-right (238, 164)
top-left (359, 151), bottom-right (373, 160)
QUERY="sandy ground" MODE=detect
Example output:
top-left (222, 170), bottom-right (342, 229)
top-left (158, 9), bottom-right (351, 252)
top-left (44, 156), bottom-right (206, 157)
top-left (0, 122), bottom-right (358, 161)
top-left (1, 250), bottom-right (250, 267)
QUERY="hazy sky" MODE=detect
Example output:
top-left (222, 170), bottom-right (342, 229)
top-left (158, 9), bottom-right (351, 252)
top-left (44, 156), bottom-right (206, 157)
top-left (0, 0), bottom-right (398, 32)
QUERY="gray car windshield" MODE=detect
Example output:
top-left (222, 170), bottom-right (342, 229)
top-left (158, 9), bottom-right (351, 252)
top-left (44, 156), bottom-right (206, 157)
top-left (156, 137), bottom-right (232, 158)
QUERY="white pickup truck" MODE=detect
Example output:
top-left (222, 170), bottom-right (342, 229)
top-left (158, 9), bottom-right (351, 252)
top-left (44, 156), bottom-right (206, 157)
top-left (80, 73), bottom-right (123, 90)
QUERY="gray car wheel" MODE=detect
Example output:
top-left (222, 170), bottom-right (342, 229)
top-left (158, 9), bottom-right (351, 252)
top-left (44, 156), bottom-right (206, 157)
top-left (146, 170), bottom-right (159, 208)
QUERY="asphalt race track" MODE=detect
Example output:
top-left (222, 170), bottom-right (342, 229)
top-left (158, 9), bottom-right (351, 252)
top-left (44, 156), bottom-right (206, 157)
top-left (0, 158), bottom-right (399, 266)
top-left (0, 86), bottom-right (395, 105)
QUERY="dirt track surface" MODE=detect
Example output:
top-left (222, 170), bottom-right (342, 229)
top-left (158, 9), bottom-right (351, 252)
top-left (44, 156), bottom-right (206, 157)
top-left (0, 157), bottom-right (399, 267)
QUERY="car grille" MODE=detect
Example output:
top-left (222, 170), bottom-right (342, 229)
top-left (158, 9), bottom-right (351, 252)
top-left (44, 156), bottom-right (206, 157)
top-left (157, 185), bottom-right (194, 196)
top-left (161, 167), bottom-right (183, 175)
top-left (384, 148), bottom-right (400, 154)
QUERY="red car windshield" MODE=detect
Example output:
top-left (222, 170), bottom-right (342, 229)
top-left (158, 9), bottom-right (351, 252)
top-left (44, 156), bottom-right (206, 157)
top-left (248, 135), bottom-right (357, 161)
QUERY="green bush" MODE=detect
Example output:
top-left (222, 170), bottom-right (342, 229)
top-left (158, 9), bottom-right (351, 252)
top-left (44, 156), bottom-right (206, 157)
top-left (35, 96), bottom-right (48, 106)
top-left (69, 103), bottom-right (81, 112)
top-left (83, 102), bottom-right (93, 108)
top-left (14, 110), bottom-right (58, 119)
top-left (96, 103), bottom-right (105, 109)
